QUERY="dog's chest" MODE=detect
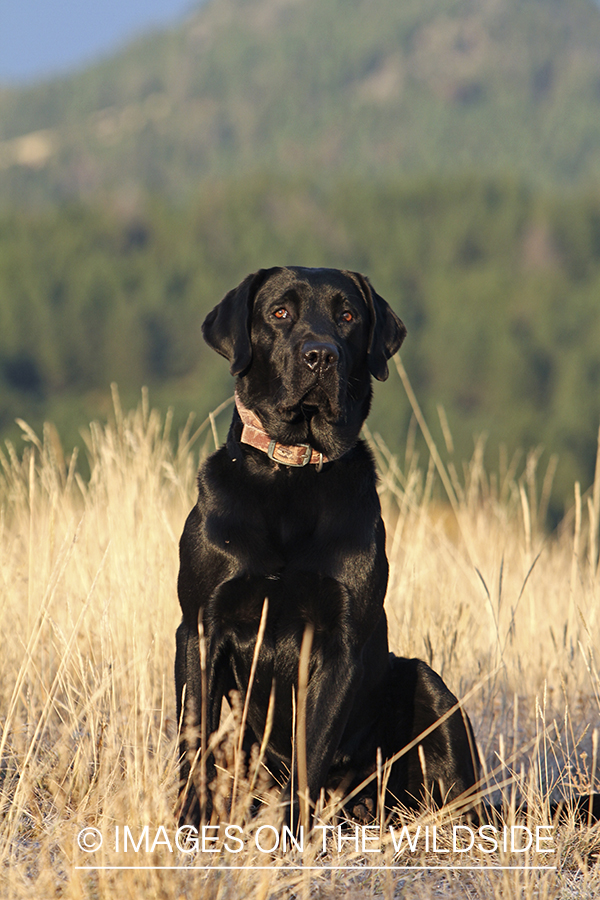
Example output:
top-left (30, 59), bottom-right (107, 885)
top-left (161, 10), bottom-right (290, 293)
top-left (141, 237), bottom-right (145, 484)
top-left (202, 449), bottom-right (379, 589)
top-left (236, 467), bottom-right (333, 551)
top-left (272, 505), bottom-right (313, 549)
top-left (259, 476), bottom-right (351, 563)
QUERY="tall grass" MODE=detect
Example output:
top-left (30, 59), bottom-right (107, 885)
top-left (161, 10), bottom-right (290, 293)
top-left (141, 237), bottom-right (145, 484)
top-left (0, 380), bottom-right (598, 899)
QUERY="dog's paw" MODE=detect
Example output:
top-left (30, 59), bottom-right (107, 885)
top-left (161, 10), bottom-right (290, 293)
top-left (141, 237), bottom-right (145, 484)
top-left (351, 796), bottom-right (375, 823)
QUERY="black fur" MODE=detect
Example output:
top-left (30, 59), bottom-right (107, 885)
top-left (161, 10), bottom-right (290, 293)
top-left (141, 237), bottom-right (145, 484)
top-left (175, 266), bottom-right (596, 828)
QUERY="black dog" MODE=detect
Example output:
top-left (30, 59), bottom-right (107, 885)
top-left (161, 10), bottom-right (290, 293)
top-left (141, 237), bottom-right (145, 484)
top-left (175, 266), bottom-right (481, 827)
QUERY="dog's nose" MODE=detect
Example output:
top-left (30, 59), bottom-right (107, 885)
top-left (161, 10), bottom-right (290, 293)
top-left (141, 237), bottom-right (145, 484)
top-left (302, 341), bottom-right (339, 373)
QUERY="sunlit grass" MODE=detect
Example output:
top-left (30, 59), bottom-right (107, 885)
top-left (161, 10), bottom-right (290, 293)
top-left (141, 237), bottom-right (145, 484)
top-left (0, 378), bottom-right (598, 899)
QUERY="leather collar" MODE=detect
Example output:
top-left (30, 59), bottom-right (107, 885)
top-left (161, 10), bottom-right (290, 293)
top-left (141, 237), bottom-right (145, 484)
top-left (234, 391), bottom-right (327, 470)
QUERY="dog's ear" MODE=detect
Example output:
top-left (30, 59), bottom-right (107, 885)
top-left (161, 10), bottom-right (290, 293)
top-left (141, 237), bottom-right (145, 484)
top-left (349, 273), bottom-right (407, 381)
top-left (202, 269), bottom-right (273, 376)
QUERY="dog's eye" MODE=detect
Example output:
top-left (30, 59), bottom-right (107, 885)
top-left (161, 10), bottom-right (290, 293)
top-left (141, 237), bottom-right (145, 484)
top-left (273, 308), bottom-right (289, 320)
top-left (341, 311), bottom-right (353, 323)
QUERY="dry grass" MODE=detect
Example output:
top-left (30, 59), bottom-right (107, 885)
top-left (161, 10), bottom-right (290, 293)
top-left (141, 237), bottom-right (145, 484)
top-left (0, 378), bottom-right (599, 899)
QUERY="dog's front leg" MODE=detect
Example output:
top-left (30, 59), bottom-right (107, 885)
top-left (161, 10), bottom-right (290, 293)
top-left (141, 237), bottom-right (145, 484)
top-left (283, 643), bottom-right (363, 830)
top-left (175, 618), bottom-right (227, 826)
top-left (175, 619), bottom-right (206, 825)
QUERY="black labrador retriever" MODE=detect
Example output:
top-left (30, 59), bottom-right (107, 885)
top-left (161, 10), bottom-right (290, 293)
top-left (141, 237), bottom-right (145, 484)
top-left (175, 266), bottom-right (480, 827)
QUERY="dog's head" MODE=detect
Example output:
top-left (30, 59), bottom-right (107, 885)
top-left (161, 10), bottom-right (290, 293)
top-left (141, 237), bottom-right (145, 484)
top-left (202, 267), bottom-right (406, 459)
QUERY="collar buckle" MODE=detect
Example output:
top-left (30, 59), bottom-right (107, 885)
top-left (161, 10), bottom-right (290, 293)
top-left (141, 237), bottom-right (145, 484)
top-left (267, 439), bottom-right (312, 467)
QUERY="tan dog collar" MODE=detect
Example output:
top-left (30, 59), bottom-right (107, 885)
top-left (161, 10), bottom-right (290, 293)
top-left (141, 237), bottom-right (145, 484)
top-left (235, 391), bottom-right (327, 470)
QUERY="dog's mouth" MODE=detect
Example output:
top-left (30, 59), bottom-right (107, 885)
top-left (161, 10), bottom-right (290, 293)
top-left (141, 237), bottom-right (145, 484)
top-left (280, 385), bottom-right (339, 423)
top-left (263, 381), bottom-right (352, 458)
top-left (300, 403), bottom-right (319, 420)
top-left (300, 386), bottom-right (331, 418)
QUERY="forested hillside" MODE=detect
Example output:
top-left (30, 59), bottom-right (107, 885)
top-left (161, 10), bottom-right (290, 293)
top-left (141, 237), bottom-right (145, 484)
top-left (2, 0), bottom-right (600, 202)
top-left (1, 0), bottom-right (600, 519)
top-left (2, 175), bottom-right (599, 514)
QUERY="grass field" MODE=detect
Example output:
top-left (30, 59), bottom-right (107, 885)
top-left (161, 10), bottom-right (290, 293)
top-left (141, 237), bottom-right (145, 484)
top-left (0, 374), bottom-right (599, 899)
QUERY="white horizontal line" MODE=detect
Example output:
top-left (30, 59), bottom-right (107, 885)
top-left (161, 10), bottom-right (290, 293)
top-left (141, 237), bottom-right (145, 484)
top-left (75, 865), bottom-right (558, 871)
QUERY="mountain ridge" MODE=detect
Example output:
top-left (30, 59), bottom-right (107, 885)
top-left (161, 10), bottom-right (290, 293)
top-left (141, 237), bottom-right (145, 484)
top-left (2, 0), bottom-right (600, 203)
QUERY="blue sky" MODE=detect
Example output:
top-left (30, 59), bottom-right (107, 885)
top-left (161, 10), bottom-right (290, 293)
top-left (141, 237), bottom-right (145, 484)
top-left (0, 0), bottom-right (201, 84)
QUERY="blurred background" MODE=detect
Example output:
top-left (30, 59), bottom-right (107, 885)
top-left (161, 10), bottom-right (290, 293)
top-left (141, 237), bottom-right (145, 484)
top-left (1, 0), bottom-right (600, 522)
